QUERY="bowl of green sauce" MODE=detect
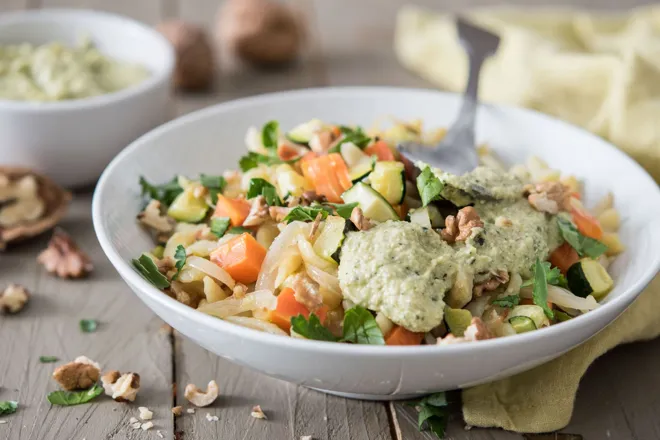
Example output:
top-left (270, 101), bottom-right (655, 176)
top-left (0, 9), bottom-right (175, 188)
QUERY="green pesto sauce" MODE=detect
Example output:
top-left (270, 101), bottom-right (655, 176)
top-left (0, 39), bottom-right (149, 101)
top-left (437, 166), bottom-right (524, 206)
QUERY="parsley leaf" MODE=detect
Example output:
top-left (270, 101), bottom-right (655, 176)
top-left (238, 152), bottom-right (300, 172)
top-left (172, 245), bottom-right (187, 280)
top-left (328, 127), bottom-right (372, 153)
top-left (532, 258), bottom-right (554, 319)
top-left (0, 400), bottom-right (18, 415)
top-left (341, 306), bottom-right (385, 345)
top-left (79, 319), bottom-right (98, 333)
top-left (47, 384), bottom-right (103, 406)
top-left (290, 314), bottom-right (338, 342)
top-left (39, 356), bottom-right (59, 363)
top-left (521, 261), bottom-right (567, 288)
top-left (200, 174), bottom-right (226, 204)
top-left (324, 202), bottom-right (358, 219)
top-left (416, 167), bottom-right (444, 207)
top-left (283, 206), bottom-right (330, 224)
top-left (139, 176), bottom-right (183, 206)
top-left (210, 217), bottom-right (231, 238)
top-left (227, 226), bottom-right (252, 235)
top-left (406, 392), bottom-right (449, 439)
top-left (557, 215), bottom-right (608, 258)
top-left (247, 178), bottom-right (282, 206)
top-left (491, 295), bottom-right (520, 308)
top-left (132, 254), bottom-right (171, 289)
top-left (261, 120), bottom-right (280, 150)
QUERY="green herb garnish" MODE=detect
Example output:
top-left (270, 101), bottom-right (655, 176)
top-left (47, 384), bottom-right (103, 406)
top-left (522, 261), bottom-right (567, 288)
top-left (283, 206), bottom-right (330, 224)
top-left (139, 176), bottom-right (183, 206)
top-left (291, 314), bottom-right (338, 342)
top-left (554, 310), bottom-right (573, 322)
top-left (210, 217), bottom-right (231, 238)
top-left (246, 178), bottom-right (282, 206)
top-left (172, 245), bottom-right (187, 280)
top-left (200, 174), bottom-right (226, 204)
top-left (132, 254), bottom-right (170, 289)
top-left (39, 356), bottom-right (59, 363)
top-left (406, 393), bottom-right (449, 439)
top-left (557, 215), bottom-right (608, 258)
top-left (261, 120), bottom-right (279, 151)
top-left (532, 258), bottom-right (554, 319)
top-left (491, 295), bottom-right (520, 308)
top-left (324, 202), bottom-right (358, 219)
top-left (238, 152), bottom-right (299, 172)
top-left (416, 167), bottom-right (444, 207)
top-left (227, 226), bottom-right (252, 235)
top-left (0, 401), bottom-right (18, 415)
top-left (79, 319), bottom-right (98, 333)
top-left (341, 306), bottom-right (385, 345)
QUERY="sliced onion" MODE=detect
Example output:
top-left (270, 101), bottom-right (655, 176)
top-left (186, 240), bottom-right (221, 257)
top-left (257, 221), bottom-right (310, 291)
top-left (274, 251), bottom-right (303, 289)
top-left (224, 316), bottom-right (287, 336)
top-left (306, 264), bottom-right (340, 294)
top-left (520, 286), bottom-right (600, 311)
top-left (198, 289), bottom-right (277, 318)
top-left (297, 235), bottom-right (337, 272)
top-left (187, 256), bottom-right (235, 289)
top-left (465, 294), bottom-right (490, 318)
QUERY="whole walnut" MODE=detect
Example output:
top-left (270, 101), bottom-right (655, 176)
top-left (156, 20), bottom-right (215, 90)
top-left (217, 0), bottom-right (304, 66)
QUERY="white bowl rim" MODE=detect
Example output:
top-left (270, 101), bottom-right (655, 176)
top-left (0, 8), bottom-right (175, 113)
top-left (93, 86), bottom-right (660, 357)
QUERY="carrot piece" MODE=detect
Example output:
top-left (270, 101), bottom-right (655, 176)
top-left (393, 202), bottom-right (409, 220)
top-left (278, 143), bottom-right (307, 161)
top-left (385, 325), bottom-right (424, 346)
top-left (213, 195), bottom-right (251, 227)
top-left (268, 287), bottom-right (328, 332)
top-left (300, 153), bottom-right (352, 203)
top-left (210, 233), bottom-right (267, 284)
top-left (365, 140), bottom-right (397, 162)
top-left (550, 242), bottom-right (580, 274)
top-left (520, 297), bottom-right (553, 310)
top-left (331, 126), bottom-right (342, 138)
top-left (571, 208), bottom-right (603, 240)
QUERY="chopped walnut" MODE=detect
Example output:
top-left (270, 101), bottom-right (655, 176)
top-left (269, 206), bottom-right (292, 222)
top-left (291, 272), bottom-right (323, 311)
top-left (0, 174), bottom-right (44, 228)
top-left (138, 407), bottom-right (153, 420)
top-left (0, 284), bottom-right (30, 314)
top-left (37, 229), bottom-right (93, 278)
top-left (243, 196), bottom-right (269, 227)
top-left (350, 207), bottom-right (374, 231)
top-left (524, 182), bottom-right (570, 214)
top-left (184, 380), bottom-right (219, 407)
top-left (440, 207), bottom-right (483, 243)
top-left (473, 270), bottom-right (509, 297)
top-left (137, 200), bottom-right (176, 237)
top-left (251, 405), bottom-right (267, 419)
top-left (141, 421), bottom-right (154, 431)
top-left (172, 406), bottom-right (183, 416)
top-left (437, 317), bottom-right (493, 345)
top-left (171, 281), bottom-right (201, 308)
top-left (156, 257), bottom-right (175, 274)
top-left (301, 191), bottom-right (326, 205)
top-left (52, 356), bottom-right (101, 390)
top-left (286, 196), bottom-right (302, 207)
top-left (102, 370), bottom-right (141, 402)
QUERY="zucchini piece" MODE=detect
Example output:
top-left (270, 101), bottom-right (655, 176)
top-left (348, 160), bottom-right (374, 183)
top-left (369, 161), bottom-right (406, 205)
top-left (342, 142), bottom-right (374, 182)
top-left (286, 119), bottom-right (324, 144)
top-left (313, 216), bottom-right (346, 263)
top-left (566, 258), bottom-right (614, 300)
top-left (509, 316), bottom-right (536, 334)
top-left (510, 305), bottom-right (549, 329)
top-left (409, 207), bottom-right (432, 228)
top-left (341, 182), bottom-right (398, 223)
top-left (167, 188), bottom-right (208, 223)
top-left (427, 205), bottom-right (444, 228)
top-left (444, 307), bottom-right (472, 336)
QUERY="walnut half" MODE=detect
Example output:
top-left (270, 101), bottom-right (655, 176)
top-left (524, 182), bottom-right (570, 214)
top-left (37, 228), bottom-right (93, 278)
top-left (0, 284), bottom-right (30, 314)
top-left (101, 370), bottom-right (141, 402)
top-left (52, 356), bottom-right (101, 390)
top-left (441, 206), bottom-right (483, 243)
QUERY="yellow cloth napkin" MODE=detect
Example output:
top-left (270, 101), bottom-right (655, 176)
top-left (394, 5), bottom-right (660, 433)
top-left (394, 5), bottom-right (660, 183)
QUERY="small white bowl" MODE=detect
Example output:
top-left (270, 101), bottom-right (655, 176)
top-left (93, 87), bottom-right (660, 400)
top-left (0, 9), bottom-right (174, 188)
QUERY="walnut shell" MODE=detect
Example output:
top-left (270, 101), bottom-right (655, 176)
top-left (157, 20), bottom-right (215, 90)
top-left (217, 0), bottom-right (304, 66)
top-left (0, 167), bottom-right (71, 250)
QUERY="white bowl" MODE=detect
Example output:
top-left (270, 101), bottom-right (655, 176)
top-left (0, 9), bottom-right (174, 188)
top-left (93, 87), bottom-right (660, 400)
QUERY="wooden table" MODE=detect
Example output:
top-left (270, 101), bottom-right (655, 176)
top-left (2, 0), bottom-right (659, 439)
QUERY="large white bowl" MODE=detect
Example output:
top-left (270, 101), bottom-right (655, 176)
top-left (93, 87), bottom-right (660, 400)
top-left (0, 9), bottom-right (174, 188)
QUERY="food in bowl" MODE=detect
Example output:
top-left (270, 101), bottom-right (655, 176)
top-left (132, 119), bottom-right (624, 346)
top-left (0, 38), bottom-right (149, 101)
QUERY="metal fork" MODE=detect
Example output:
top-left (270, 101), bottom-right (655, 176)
top-left (398, 18), bottom-right (501, 175)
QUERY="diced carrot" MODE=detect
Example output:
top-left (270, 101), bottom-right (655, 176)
top-left (520, 297), bottom-right (553, 310)
top-left (214, 195), bottom-right (251, 227)
top-left (365, 140), bottom-right (397, 162)
top-left (300, 153), bottom-right (352, 203)
top-left (571, 208), bottom-right (603, 240)
top-left (550, 242), bottom-right (580, 275)
top-left (331, 126), bottom-right (341, 138)
top-left (278, 143), bottom-right (307, 161)
top-left (210, 233), bottom-right (267, 284)
top-left (393, 202), bottom-right (409, 220)
top-left (385, 325), bottom-right (424, 346)
top-left (268, 287), bottom-right (328, 332)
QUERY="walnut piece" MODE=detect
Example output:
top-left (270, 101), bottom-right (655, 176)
top-left (156, 20), bottom-right (214, 90)
top-left (524, 182), bottom-right (570, 214)
top-left (101, 370), bottom-right (141, 402)
top-left (137, 200), bottom-right (176, 240)
top-left (440, 207), bottom-right (484, 243)
top-left (0, 284), bottom-right (30, 314)
top-left (301, 190), bottom-right (326, 205)
top-left (184, 380), bottom-right (219, 407)
top-left (37, 229), bottom-right (93, 278)
top-left (172, 406), bottom-right (183, 416)
top-left (251, 405), bottom-right (267, 419)
top-left (243, 196), bottom-right (269, 227)
top-left (268, 206), bottom-right (292, 222)
top-left (437, 317), bottom-right (493, 345)
top-left (350, 207), bottom-right (374, 231)
top-left (138, 407), bottom-right (153, 420)
top-left (473, 270), bottom-right (509, 297)
top-left (52, 356), bottom-right (101, 390)
top-left (291, 272), bottom-right (323, 312)
top-left (217, 0), bottom-right (304, 66)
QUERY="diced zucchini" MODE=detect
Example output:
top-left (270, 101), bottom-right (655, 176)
top-left (167, 188), bottom-right (208, 223)
top-left (508, 316), bottom-right (536, 334)
top-left (510, 305), bottom-right (549, 329)
top-left (369, 161), bottom-right (406, 205)
top-left (313, 216), bottom-right (346, 263)
top-left (566, 258), bottom-right (614, 300)
top-left (444, 307), bottom-right (472, 337)
top-left (286, 119), bottom-right (324, 144)
top-left (427, 205), bottom-right (444, 228)
top-left (341, 182), bottom-right (398, 223)
top-left (409, 207), bottom-right (431, 228)
top-left (341, 142), bottom-right (368, 167)
top-left (348, 160), bottom-right (375, 183)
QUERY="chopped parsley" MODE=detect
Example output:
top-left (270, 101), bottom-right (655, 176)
top-left (532, 258), bottom-right (554, 319)
top-left (200, 174), bottom-right (226, 204)
top-left (39, 356), bottom-right (59, 363)
top-left (406, 392), bottom-right (449, 439)
top-left (210, 217), bottom-right (231, 238)
top-left (290, 305), bottom-right (384, 345)
top-left (79, 319), bottom-right (98, 333)
top-left (132, 254), bottom-right (170, 289)
top-left (291, 314), bottom-right (337, 342)
top-left (522, 261), bottom-right (567, 288)
top-left (324, 202), bottom-right (358, 219)
top-left (0, 401), bottom-right (18, 415)
top-left (139, 176), bottom-right (183, 206)
top-left (261, 120), bottom-right (279, 151)
top-left (491, 295), bottom-right (520, 308)
top-left (416, 167), bottom-right (444, 207)
top-left (238, 152), bottom-right (299, 172)
top-left (557, 215), bottom-right (608, 258)
top-left (227, 226), bottom-right (252, 235)
top-left (283, 206), bottom-right (330, 224)
top-left (172, 245), bottom-right (187, 280)
top-left (47, 384), bottom-right (103, 406)
top-left (246, 178), bottom-right (282, 206)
